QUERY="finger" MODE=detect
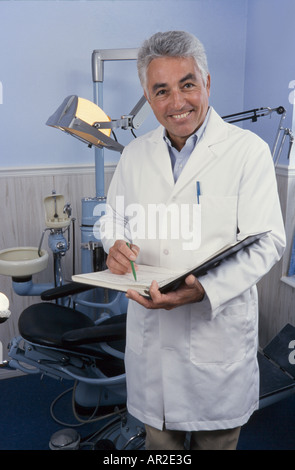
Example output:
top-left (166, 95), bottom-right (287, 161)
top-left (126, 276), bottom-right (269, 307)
top-left (126, 281), bottom-right (165, 309)
top-left (107, 242), bottom-right (131, 273)
top-left (149, 279), bottom-right (159, 293)
top-left (146, 281), bottom-right (174, 309)
top-left (129, 244), bottom-right (140, 258)
top-left (110, 242), bottom-right (132, 265)
top-left (184, 275), bottom-right (205, 301)
top-left (126, 289), bottom-right (154, 308)
top-left (185, 274), bottom-right (198, 288)
top-left (106, 255), bottom-right (129, 274)
top-left (107, 252), bottom-right (130, 272)
top-left (121, 241), bottom-right (140, 261)
top-left (145, 280), bottom-right (167, 303)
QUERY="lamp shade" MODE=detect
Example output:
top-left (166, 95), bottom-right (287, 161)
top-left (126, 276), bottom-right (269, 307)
top-left (46, 95), bottom-right (112, 148)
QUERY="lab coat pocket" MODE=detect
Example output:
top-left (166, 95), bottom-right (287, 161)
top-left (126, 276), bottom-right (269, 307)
top-left (190, 302), bottom-right (247, 365)
top-left (199, 195), bottom-right (238, 252)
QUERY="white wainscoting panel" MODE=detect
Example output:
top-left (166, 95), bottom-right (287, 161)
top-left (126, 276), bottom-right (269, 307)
top-left (0, 163), bottom-right (115, 378)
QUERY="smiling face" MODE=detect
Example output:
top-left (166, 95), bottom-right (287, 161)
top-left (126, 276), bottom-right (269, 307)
top-left (144, 56), bottom-right (210, 151)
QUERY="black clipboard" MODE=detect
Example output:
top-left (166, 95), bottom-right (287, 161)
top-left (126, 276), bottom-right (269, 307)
top-left (158, 231), bottom-right (269, 295)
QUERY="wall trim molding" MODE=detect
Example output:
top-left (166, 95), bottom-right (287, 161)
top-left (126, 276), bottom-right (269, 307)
top-left (1, 162), bottom-right (294, 179)
top-left (0, 162), bottom-right (117, 178)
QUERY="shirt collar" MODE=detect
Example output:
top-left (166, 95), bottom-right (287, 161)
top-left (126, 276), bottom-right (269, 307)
top-left (163, 106), bottom-right (211, 149)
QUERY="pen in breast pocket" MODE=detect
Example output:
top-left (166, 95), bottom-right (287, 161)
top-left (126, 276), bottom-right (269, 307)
top-left (196, 181), bottom-right (201, 204)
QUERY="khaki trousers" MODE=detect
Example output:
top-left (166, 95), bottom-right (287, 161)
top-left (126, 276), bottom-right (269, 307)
top-left (145, 424), bottom-right (241, 450)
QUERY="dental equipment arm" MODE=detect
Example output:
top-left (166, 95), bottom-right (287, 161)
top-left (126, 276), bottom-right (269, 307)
top-left (222, 106), bottom-right (293, 165)
top-left (222, 106), bottom-right (286, 124)
top-left (40, 282), bottom-right (95, 301)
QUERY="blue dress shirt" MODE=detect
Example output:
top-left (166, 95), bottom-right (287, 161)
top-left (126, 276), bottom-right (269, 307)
top-left (164, 107), bottom-right (211, 182)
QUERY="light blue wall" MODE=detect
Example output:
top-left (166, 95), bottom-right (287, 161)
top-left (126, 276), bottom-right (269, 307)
top-left (0, 0), bottom-right (248, 167)
top-left (243, 0), bottom-right (295, 165)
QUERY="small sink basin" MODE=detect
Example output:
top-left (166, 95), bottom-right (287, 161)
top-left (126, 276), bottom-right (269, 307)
top-left (0, 247), bottom-right (49, 278)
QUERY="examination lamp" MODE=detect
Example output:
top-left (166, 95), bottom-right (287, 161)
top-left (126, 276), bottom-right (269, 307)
top-left (46, 94), bottom-right (150, 153)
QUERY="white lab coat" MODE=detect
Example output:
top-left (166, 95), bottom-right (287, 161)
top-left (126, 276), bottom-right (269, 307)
top-left (101, 108), bottom-right (286, 431)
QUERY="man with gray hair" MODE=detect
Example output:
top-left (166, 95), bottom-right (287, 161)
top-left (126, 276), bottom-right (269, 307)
top-left (101, 31), bottom-right (285, 450)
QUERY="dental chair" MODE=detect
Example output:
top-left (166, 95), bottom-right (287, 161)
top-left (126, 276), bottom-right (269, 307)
top-left (8, 277), bottom-right (295, 449)
top-left (8, 282), bottom-right (145, 450)
top-left (258, 323), bottom-right (295, 408)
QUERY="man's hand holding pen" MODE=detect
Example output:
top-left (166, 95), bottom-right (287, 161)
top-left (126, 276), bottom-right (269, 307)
top-left (106, 240), bottom-right (140, 276)
top-left (106, 239), bottom-right (205, 311)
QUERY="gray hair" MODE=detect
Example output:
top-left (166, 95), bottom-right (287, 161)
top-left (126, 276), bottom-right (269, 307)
top-left (137, 31), bottom-right (209, 92)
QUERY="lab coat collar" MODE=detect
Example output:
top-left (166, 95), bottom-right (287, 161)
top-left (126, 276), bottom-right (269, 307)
top-left (148, 107), bottom-right (229, 191)
top-left (150, 107), bottom-right (228, 147)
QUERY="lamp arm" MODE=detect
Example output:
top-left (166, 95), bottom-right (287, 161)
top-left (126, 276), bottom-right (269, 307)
top-left (93, 96), bottom-right (150, 132)
top-left (222, 106), bottom-right (285, 123)
top-left (70, 118), bottom-right (125, 152)
top-left (127, 95), bottom-right (150, 129)
top-left (92, 48), bottom-right (139, 82)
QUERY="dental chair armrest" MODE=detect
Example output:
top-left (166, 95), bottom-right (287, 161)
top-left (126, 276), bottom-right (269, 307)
top-left (41, 282), bottom-right (94, 301)
top-left (62, 322), bottom-right (126, 345)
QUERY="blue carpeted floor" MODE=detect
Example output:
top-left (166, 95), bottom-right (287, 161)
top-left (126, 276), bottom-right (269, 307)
top-left (0, 373), bottom-right (105, 451)
top-left (0, 372), bottom-right (295, 450)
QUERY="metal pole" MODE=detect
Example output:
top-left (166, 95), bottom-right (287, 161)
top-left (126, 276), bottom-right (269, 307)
top-left (93, 81), bottom-right (105, 197)
top-left (91, 48), bottom-right (138, 198)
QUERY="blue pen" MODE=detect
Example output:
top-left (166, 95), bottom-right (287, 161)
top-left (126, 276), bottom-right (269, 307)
top-left (196, 181), bottom-right (201, 204)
